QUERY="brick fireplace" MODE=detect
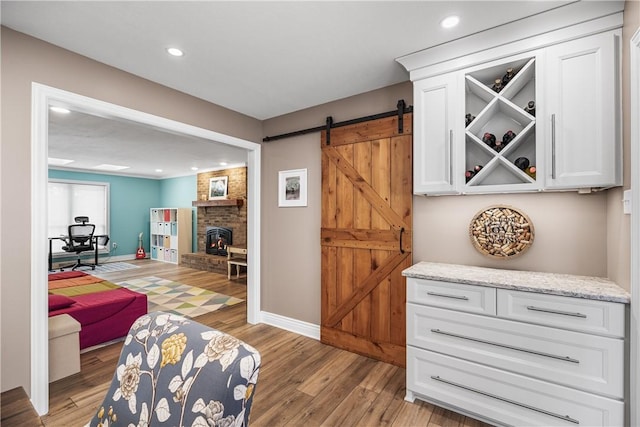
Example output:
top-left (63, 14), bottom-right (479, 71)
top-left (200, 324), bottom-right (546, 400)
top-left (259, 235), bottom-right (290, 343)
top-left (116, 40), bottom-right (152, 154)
top-left (181, 167), bottom-right (247, 274)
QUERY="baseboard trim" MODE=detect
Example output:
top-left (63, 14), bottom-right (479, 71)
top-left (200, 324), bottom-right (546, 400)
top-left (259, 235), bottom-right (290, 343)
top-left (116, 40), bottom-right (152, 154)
top-left (260, 311), bottom-right (320, 340)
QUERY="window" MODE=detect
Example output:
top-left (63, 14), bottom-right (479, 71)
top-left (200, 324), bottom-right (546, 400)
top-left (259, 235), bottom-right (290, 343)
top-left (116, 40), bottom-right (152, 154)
top-left (48, 179), bottom-right (109, 253)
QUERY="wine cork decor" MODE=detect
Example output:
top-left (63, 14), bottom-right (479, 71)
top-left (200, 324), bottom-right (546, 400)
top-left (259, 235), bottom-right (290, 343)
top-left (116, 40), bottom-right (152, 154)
top-left (469, 205), bottom-right (534, 259)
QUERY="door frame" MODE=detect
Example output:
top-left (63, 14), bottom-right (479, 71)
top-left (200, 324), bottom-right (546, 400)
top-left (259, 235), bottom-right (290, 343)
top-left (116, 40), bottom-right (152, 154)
top-left (629, 27), bottom-right (639, 427)
top-left (30, 83), bottom-right (262, 415)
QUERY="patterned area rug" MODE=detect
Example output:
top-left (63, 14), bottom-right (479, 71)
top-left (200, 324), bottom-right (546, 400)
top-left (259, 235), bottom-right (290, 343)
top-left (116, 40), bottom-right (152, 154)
top-left (116, 276), bottom-right (243, 318)
top-left (48, 261), bottom-right (140, 276)
top-left (93, 261), bottom-right (140, 274)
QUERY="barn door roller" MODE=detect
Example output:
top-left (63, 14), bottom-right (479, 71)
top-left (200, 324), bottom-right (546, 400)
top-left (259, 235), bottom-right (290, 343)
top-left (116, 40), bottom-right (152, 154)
top-left (262, 99), bottom-right (412, 144)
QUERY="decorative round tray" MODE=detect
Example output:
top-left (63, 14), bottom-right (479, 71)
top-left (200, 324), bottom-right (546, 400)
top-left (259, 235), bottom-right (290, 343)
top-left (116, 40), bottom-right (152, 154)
top-left (469, 205), bottom-right (534, 259)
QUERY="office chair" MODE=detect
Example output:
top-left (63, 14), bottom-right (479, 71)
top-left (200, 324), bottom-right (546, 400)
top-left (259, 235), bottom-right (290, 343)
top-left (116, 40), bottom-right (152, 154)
top-left (60, 216), bottom-right (96, 271)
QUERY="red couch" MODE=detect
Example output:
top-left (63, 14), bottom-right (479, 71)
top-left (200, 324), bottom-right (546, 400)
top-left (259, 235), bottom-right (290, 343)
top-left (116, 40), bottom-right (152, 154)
top-left (49, 272), bottom-right (147, 349)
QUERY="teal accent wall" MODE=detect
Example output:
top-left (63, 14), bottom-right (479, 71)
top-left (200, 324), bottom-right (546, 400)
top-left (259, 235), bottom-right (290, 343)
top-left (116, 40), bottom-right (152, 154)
top-left (49, 170), bottom-right (162, 258)
top-left (159, 175), bottom-right (197, 251)
top-left (48, 170), bottom-right (198, 258)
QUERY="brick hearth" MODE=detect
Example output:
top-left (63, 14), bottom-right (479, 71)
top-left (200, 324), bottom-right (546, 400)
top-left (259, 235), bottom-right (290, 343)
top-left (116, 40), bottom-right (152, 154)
top-left (181, 253), bottom-right (227, 275)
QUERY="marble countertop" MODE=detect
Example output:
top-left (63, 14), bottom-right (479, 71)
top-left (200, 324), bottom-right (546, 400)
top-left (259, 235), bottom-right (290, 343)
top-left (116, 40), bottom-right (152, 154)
top-left (403, 262), bottom-right (630, 304)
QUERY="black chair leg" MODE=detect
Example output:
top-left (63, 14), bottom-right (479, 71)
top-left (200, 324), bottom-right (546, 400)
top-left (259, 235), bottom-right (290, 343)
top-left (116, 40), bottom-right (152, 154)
top-left (60, 256), bottom-right (95, 271)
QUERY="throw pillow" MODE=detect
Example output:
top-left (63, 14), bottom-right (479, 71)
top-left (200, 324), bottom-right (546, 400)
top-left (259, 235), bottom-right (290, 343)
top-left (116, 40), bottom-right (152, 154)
top-left (48, 294), bottom-right (75, 311)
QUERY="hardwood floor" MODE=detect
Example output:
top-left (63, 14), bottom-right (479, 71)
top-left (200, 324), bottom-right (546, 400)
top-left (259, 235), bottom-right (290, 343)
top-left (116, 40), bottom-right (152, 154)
top-left (1, 260), bottom-right (492, 427)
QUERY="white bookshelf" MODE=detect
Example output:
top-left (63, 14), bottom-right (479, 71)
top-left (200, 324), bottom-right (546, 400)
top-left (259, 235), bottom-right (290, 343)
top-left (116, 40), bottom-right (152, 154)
top-left (149, 207), bottom-right (192, 264)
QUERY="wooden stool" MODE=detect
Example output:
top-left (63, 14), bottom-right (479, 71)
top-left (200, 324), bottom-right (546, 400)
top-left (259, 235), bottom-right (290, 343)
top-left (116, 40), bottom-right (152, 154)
top-left (227, 247), bottom-right (247, 279)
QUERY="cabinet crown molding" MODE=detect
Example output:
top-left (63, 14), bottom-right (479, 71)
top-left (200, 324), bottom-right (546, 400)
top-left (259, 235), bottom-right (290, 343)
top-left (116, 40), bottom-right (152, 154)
top-left (397, 1), bottom-right (623, 81)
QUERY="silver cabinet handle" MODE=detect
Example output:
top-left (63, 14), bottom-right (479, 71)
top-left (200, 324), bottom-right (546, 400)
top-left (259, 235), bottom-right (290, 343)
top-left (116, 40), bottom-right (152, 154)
top-left (430, 329), bottom-right (579, 363)
top-left (526, 305), bottom-right (587, 318)
top-left (431, 375), bottom-right (579, 424)
top-left (426, 291), bottom-right (468, 301)
top-left (448, 129), bottom-right (453, 185)
top-left (551, 113), bottom-right (557, 179)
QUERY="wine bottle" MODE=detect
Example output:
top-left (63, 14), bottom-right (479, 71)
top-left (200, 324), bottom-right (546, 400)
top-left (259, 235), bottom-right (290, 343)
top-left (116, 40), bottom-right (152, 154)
top-left (525, 166), bottom-right (537, 179)
top-left (482, 132), bottom-right (496, 148)
top-left (524, 100), bottom-right (535, 117)
top-left (514, 157), bottom-right (530, 170)
top-left (465, 113), bottom-right (475, 127)
top-left (494, 140), bottom-right (504, 152)
top-left (465, 170), bottom-right (475, 183)
top-left (502, 67), bottom-right (515, 85)
top-left (491, 78), bottom-right (503, 93)
top-left (502, 130), bottom-right (516, 145)
top-left (473, 165), bottom-right (483, 173)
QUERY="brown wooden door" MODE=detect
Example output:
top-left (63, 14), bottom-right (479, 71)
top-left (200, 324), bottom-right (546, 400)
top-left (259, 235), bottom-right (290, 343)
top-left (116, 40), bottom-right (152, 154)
top-left (321, 114), bottom-right (412, 367)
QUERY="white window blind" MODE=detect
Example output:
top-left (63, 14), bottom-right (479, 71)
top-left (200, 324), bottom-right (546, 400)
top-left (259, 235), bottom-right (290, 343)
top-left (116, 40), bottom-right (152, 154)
top-left (48, 179), bottom-right (109, 253)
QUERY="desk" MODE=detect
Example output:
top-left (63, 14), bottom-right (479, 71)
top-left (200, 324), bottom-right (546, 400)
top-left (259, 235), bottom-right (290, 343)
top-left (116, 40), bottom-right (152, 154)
top-left (48, 235), bottom-right (108, 272)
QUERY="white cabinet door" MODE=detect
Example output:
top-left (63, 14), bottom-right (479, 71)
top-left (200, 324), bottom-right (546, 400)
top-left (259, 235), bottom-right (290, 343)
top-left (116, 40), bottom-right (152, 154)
top-left (413, 74), bottom-right (460, 195)
top-left (545, 31), bottom-right (621, 189)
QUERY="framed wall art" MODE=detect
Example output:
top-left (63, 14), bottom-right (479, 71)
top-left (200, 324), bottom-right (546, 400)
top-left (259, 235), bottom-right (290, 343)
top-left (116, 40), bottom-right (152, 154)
top-left (209, 176), bottom-right (228, 200)
top-left (278, 168), bottom-right (307, 207)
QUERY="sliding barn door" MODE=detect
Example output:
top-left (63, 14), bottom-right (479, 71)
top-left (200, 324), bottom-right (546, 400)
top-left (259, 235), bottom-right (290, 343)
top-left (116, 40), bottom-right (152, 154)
top-left (321, 114), bottom-right (412, 367)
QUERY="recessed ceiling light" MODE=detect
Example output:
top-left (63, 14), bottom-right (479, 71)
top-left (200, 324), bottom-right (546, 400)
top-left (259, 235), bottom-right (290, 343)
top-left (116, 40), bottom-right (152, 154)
top-left (191, 167), bottom-right (199, 171)
top-left (219, 162), bottom-right (228, 166)
top-left (440, 15), bottom-right (460, 29)
top-left (50, 106), bottom-right (71, 114)
top-left (155, 169), bottom-right (163, 173)
top-left (48, 157), bottom-right (74, 166)
top-left (166, 47), bottom-right (184, 57)
top-left (94, 164), bottom-right (130, 171)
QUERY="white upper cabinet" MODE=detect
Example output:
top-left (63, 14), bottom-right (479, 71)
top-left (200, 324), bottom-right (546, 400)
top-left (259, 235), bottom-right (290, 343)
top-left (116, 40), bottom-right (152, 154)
top-left (397, 3), bottom-right (623, 196)
top-left (544, 31), bottom-right (621, 189)
top-left (413, 74), bottom-right (459, 195)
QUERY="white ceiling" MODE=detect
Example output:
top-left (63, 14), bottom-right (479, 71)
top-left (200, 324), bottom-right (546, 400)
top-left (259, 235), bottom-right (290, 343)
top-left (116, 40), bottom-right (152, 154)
top-left (47, 109), bottom-right (249, 179)
top-left (2, 0), bottom-right (573, 178)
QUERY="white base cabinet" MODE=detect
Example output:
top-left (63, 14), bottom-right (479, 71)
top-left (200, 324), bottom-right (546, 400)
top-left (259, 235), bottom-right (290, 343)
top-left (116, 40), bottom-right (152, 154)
top-left (406, 278), bottom-right (626, 427)
top-left (150, 208), bottom-right (192, 264)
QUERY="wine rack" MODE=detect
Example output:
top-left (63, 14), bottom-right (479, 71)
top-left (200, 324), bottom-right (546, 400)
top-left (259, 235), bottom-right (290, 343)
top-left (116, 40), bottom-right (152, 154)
top-left (463, 57), bottom-right (537, 191)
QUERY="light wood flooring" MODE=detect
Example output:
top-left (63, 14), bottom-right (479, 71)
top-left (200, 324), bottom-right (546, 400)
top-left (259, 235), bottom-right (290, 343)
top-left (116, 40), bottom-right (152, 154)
top-left (1, 260), bottom-right (491, 427)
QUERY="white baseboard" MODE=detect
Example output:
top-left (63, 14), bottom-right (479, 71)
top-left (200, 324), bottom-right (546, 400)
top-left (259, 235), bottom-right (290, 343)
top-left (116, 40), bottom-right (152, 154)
top-left (259, 311), bottom-right (320, 340)
top-left (103, 253), bottom-right (145, 263)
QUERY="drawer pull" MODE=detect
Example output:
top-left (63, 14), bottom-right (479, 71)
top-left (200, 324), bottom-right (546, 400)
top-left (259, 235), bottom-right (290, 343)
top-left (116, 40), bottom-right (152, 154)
top-left (526, 305), bottom-right (587, 318)
top-left (430, 375), bottom-right (580, 425)
top-left (430, 329), bottom-right (579, 363)
top-left (426, 292), bottom-right (469, 301)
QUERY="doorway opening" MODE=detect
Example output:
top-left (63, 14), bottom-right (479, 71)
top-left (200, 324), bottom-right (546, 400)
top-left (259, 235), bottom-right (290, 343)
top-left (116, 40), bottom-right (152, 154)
top-left (30, 83), bottom-right (262, 415)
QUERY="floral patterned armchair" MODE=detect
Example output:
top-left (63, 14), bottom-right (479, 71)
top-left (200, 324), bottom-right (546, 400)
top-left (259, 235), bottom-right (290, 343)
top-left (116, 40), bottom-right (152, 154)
top-left (86, 311), bottom-right (261, 427)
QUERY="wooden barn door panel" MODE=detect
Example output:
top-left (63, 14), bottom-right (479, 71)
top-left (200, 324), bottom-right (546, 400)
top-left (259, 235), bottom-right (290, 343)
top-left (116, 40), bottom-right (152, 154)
top-left (321, 115), bottom-right (412, 367)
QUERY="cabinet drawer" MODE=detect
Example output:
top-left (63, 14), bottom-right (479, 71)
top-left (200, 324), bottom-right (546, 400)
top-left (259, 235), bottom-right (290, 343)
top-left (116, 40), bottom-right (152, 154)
top-left (497, 289), bottom-right (625, 338)
top-left (407, 278), bottom-right (496, 315)
top-left (407, 304), bottom-right (624, 399)
top-left (407, 347), bottom-right (623, 427)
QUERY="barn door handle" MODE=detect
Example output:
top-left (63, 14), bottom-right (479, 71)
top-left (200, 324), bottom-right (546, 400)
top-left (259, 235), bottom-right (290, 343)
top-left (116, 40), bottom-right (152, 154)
top-left (399, 227), bottom-right (405, 254)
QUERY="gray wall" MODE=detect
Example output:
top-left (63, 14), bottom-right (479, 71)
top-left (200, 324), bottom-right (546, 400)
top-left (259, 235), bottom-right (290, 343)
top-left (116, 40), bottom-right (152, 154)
top-left (260, 83), bottom-right (413, 324)
top-left (606, 0), bottom-right (640, 289)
